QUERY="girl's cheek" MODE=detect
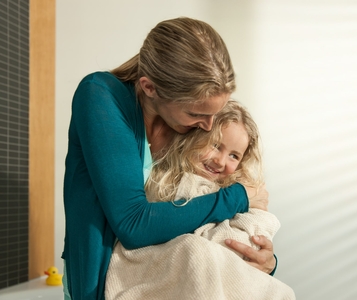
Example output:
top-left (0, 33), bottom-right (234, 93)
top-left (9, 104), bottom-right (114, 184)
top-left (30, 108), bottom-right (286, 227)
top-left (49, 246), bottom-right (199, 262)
top-left (227, 164), bottom-right (238, 175)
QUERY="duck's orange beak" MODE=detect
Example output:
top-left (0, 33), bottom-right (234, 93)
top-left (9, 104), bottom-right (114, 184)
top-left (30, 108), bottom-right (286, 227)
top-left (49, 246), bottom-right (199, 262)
top-left (44, 271), bottom-right (50, 276)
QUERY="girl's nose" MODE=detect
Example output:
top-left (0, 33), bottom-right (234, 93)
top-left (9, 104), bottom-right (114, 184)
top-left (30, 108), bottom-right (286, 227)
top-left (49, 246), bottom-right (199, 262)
top-left (212, 152), bottom-right (225, 168)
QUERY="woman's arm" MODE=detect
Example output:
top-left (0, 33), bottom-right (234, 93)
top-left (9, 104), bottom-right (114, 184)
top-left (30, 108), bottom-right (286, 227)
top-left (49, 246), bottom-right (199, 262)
top-left (70, 73), bottom-right (248, 249)
top-left (168, 172), bottom-right (277, 275)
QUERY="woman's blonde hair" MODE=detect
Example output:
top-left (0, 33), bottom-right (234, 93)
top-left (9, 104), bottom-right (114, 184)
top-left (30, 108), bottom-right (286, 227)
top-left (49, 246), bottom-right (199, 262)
top-left (145, 100), bottom-right (264, 202)
top-left (111, 17), bottom-right (235, 103)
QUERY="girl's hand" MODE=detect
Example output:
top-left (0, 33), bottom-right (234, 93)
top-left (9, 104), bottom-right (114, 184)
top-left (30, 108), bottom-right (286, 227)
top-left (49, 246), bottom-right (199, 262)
top-left (225, 235), bottom-right (276, 274)
top-left (245, 185), bottom-right (269, 211)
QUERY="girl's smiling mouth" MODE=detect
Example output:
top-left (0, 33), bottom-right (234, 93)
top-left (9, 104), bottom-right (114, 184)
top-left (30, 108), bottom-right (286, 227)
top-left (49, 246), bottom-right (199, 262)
top-left (204, 164), bottom-right (220, 175)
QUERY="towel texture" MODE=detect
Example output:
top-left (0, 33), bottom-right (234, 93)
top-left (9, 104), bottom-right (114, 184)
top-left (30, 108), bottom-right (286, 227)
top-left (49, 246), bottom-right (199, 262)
top-left (105, 173), bottom-right (296, 299)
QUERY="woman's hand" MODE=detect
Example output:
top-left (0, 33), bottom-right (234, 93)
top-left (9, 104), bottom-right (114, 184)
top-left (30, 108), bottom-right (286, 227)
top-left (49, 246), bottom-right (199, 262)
top-left (245, 185), bottom-right (269, 211)
top-left (225, 235), bottom-right (276, 274)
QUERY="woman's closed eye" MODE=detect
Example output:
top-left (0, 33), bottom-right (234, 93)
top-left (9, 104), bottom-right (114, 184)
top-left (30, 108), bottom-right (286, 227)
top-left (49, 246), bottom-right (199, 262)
top-left (188, 113), bottom-right (200, 118)
top-left (188, 112), bottom-right (210, 118)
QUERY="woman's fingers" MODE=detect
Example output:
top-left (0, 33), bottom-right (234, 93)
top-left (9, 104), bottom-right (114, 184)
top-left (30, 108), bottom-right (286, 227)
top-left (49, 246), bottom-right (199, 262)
top-left (225, 235), bottom-right (276, 274)
top-left (252, 235), bottom-right (273, 251)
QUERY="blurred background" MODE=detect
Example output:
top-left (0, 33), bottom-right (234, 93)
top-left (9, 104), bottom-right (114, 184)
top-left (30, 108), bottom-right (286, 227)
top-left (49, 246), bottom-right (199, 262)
top-left (55, 1), bottom-right (357, 299)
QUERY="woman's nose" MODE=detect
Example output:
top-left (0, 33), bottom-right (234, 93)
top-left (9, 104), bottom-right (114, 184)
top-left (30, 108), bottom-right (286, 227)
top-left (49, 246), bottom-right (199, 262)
top-left (198, 116), bottom-right (214, 131)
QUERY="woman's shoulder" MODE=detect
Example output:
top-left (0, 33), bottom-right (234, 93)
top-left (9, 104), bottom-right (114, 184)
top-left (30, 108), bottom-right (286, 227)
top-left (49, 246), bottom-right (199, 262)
top-left (75, 71), bottom-right (142, 124)
top-left (81, 70), bottom-right (114, 80)
top-left (80, 71), bottom-right (133, 90)
top-left (75, 71), bottom-right (136, 104)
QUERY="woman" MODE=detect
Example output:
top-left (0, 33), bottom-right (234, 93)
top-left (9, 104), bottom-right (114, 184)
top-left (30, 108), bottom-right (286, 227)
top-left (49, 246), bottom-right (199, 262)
top-left (62, 17), bottom-right (276, 300)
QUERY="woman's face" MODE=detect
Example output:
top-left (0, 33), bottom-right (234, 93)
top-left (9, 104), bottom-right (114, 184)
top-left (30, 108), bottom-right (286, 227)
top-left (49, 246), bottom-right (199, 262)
top-left (155, 94), bottom-right (230, 134)
top-left (195, 122), bottom-right (249, 181)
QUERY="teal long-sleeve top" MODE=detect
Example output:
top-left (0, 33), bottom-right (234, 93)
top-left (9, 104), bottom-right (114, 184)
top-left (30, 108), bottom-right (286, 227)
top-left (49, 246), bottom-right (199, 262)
top-left (62, 72), bottom-right (249, 300)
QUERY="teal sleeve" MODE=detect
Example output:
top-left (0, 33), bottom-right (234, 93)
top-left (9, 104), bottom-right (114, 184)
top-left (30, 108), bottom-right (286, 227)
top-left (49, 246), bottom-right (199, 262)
top-left (269, 254), bottom-right (278, 276)
top-left (68, 73), bottom-right (248, 250)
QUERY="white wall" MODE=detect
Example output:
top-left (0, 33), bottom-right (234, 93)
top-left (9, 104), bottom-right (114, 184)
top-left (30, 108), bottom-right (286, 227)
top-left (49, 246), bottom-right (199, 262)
top-left (56, 1), bottom-right (357, 299)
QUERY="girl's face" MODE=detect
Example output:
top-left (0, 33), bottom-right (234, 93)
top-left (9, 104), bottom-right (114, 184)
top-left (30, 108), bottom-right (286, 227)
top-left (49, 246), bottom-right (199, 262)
top-left (195, 122), bottom-right (249, 181)
top-left (155, 94), bottom-right (230, 134)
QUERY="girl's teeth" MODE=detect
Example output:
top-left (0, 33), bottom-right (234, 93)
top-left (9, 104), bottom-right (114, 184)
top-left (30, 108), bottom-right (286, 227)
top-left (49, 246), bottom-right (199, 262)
top-left (205, 165), bottom-right (217, 173)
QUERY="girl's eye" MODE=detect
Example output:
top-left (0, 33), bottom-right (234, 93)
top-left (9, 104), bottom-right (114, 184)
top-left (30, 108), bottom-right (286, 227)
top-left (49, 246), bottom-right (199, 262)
top-left (213, 144), bottom-right (219, 149)
top-left (230, 154), bottom-right (239, 160)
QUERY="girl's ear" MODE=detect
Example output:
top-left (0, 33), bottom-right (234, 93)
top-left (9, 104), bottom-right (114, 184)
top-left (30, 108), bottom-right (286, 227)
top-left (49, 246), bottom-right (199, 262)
top-left (139, 77), bottom-right (156, 98)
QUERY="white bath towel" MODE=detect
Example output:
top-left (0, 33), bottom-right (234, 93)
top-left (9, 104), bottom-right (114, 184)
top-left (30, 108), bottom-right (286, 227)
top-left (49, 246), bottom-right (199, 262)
top-left (105, 173), bottom-right (296, 300)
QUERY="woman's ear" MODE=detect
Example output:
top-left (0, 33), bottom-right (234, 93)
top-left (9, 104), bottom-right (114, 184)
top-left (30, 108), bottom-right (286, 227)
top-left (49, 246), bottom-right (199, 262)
top-left (139, 77), bottom-right (156, 98)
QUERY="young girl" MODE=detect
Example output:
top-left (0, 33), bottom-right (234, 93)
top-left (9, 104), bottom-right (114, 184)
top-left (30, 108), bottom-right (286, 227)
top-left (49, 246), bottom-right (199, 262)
top-left (105, 100), bottom-right (295, 300)
top-left (145, 99), bottom-right (266, 209)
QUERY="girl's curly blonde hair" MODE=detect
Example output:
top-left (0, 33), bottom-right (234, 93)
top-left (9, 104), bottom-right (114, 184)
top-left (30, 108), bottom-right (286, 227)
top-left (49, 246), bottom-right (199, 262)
top-left (145, 100), bottom-right (264, 202)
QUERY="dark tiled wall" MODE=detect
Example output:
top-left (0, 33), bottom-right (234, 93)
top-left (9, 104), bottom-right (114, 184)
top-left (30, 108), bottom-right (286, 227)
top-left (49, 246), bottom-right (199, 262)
top-left (0, 0), bottom-right (29, 290)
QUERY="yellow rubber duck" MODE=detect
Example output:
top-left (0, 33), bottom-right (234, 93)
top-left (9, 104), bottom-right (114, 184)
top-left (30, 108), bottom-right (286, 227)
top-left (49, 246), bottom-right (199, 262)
top-left (44, 266), bottom-right (63, 286)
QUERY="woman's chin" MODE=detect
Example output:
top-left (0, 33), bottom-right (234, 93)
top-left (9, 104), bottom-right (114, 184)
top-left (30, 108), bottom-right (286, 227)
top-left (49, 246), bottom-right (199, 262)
top-left (175, 125), bottom-right (199, 134)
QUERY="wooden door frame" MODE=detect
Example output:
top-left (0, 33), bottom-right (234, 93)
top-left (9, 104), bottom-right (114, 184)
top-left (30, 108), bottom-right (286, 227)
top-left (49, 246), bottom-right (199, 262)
top-left (29, 0), bottom-right (55, 279)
